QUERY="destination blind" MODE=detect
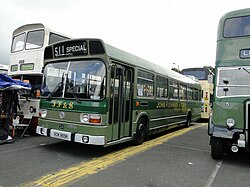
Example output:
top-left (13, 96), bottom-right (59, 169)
top-left (54, 40), bottom-right (88, 58)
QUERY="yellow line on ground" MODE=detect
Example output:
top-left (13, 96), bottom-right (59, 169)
top-left (20, 124), bottom-right (205, 187)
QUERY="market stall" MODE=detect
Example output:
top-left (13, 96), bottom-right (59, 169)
top-left (0, 73), bottom-right (31, 144)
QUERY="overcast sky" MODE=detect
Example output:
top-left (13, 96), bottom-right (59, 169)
top-left (0, 0), bottom-right (249, 70)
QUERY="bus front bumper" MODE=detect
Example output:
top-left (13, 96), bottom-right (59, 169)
top-left (208, 117), bottom-right (246, 148)
top-left (36, 126), bottom-right (105, 145)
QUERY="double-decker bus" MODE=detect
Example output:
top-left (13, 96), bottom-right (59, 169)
top-left (181, 67), bottom-right (214, 120)
top-left (208, 8), bottom-right (250, 159)
top-left (8, 23), bottom-right (70, 128)
top-left (36, 38), bottom-right (201, 146)
top-left (0, 64), bottom-right (8, 74)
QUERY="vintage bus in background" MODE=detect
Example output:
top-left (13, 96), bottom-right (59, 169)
top-left (8, 23), bottom-right (70, 128)
top-left (208, 8), bottom-right (250, 159)
top-left (181, 67), bottom-right (214, 120)
top-left (36, 38), bottom-right (201, 146)
top-left (0, 64), bottom-right (8, 74)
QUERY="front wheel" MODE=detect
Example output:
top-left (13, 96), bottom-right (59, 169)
top-left (133, 118), bottom-right (147, 145)
top-left (211, 137), bottom-right (224, 160)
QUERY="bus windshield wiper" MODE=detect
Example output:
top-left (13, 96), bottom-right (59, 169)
top-left (67, 85), bottom-right (81, 104)
top-left (46, 82), bottom-right (63, 101)
top-left (46, 73), bottom-right (64, 101)
top-left (239, 67), bottom-right (250, 75)
top-left (72, 92), bottom-right (81, 104)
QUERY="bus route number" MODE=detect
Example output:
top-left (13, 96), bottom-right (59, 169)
top-left (54, 41), bottom-right (88, 58)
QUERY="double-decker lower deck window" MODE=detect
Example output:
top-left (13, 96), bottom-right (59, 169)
top-left (217, 67), bottom-right (250, 97)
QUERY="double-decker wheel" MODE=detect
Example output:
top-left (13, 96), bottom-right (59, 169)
top-left (211, 137), bottom-right (224, 160)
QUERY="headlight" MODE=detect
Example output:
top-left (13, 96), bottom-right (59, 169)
top-left (80, 114), bottom-right (89, 123)
top-left (80, 113), bottom-right (102, 124)
top-left (226, 118), bottom-right (235, 128)
top-left (40, 110), bottom-right (47, 118)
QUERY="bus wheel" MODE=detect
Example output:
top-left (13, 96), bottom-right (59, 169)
top-left (133, 118), bottom-right (147, 145)
top-left (211, 137), bottom-right (224, 160)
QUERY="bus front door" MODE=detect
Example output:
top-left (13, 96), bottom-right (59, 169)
top-left (109, 64), bottom-right (133, 141)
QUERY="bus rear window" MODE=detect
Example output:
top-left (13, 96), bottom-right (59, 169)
top-left (224, 16), bottom-right (250, 38)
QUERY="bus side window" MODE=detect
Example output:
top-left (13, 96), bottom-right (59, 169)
top-left (137, 71), bottom-right (154, 97)
top-left (156, 76), bottom-right (168, 98)
top-left (169, 81), bottom-right (179, 99)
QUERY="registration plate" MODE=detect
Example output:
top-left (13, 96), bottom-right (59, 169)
top-left (51, 130), bottom-right (71, 141)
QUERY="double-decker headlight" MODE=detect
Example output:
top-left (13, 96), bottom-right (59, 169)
top-left (40, 109), bottom-right (47, 118)
top-left (226, 118), bottom-right (235, 128)
top-left (80, 113), bottom-right (102, 124)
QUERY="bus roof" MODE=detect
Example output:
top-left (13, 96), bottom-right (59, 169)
top-left (105, 43), bottom-right (199, 85)
top-left (216, 8), bottom-right (250, 66)
top-left (13, 23), bottom-right (71, 38)
top-left (13, 23), bottom-right (46, 36)
top-left (45, 38), bottom-right (200, 86)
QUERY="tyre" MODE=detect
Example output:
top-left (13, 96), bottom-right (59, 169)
top-left (211, 137), bottom-right (224, 160)
top-left (133, 118), bottom-right (147, 145)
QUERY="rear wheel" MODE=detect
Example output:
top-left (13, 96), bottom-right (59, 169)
top-left (211, 137), bottom-right (224, 160)
top-left (133, 118), bottom-right (147, 145)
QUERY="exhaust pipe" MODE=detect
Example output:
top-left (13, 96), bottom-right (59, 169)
top-left (231, 145), bottom-right (239, 153)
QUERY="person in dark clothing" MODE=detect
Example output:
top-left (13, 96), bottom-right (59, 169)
top-left (0, 90), bottom-right (19, 144)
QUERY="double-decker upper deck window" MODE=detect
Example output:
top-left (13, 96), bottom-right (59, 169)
top-left (26, 30), bottom-right (44, 50)
top-left (182, 70), bottom-right (207, 80)
top-left (137, 71), bottom-right (154, 97)
top-left (11, 33), bottom-right (25, 52)
top-left (224, 16), bottom-right (250, 38)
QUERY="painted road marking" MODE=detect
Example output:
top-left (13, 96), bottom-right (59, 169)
top-left (204, 161), bottom-right (222, 187)
top-left (21, 124), bottom-right (205, 187)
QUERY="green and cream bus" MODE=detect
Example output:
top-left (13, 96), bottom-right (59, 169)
top-left (209, 8), bottom-right (250, 159)
top-left (36, 38), bottom-right (201, 146)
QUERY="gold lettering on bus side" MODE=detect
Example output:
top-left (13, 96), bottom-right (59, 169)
top-left (167, 102), bottom-right (179, 109)
top-left (156, 102), bottom-right (167, 108)
top-left (57, 101), bottom-right (62, 108)
top-left (52, 101), bottom-right (56, 108)
top-left (180, 103), bottom-right (187, 112)
top-left (63, 102), bottom-right (68, 109)
top-left (68, 102), bottom-right (74, 109)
